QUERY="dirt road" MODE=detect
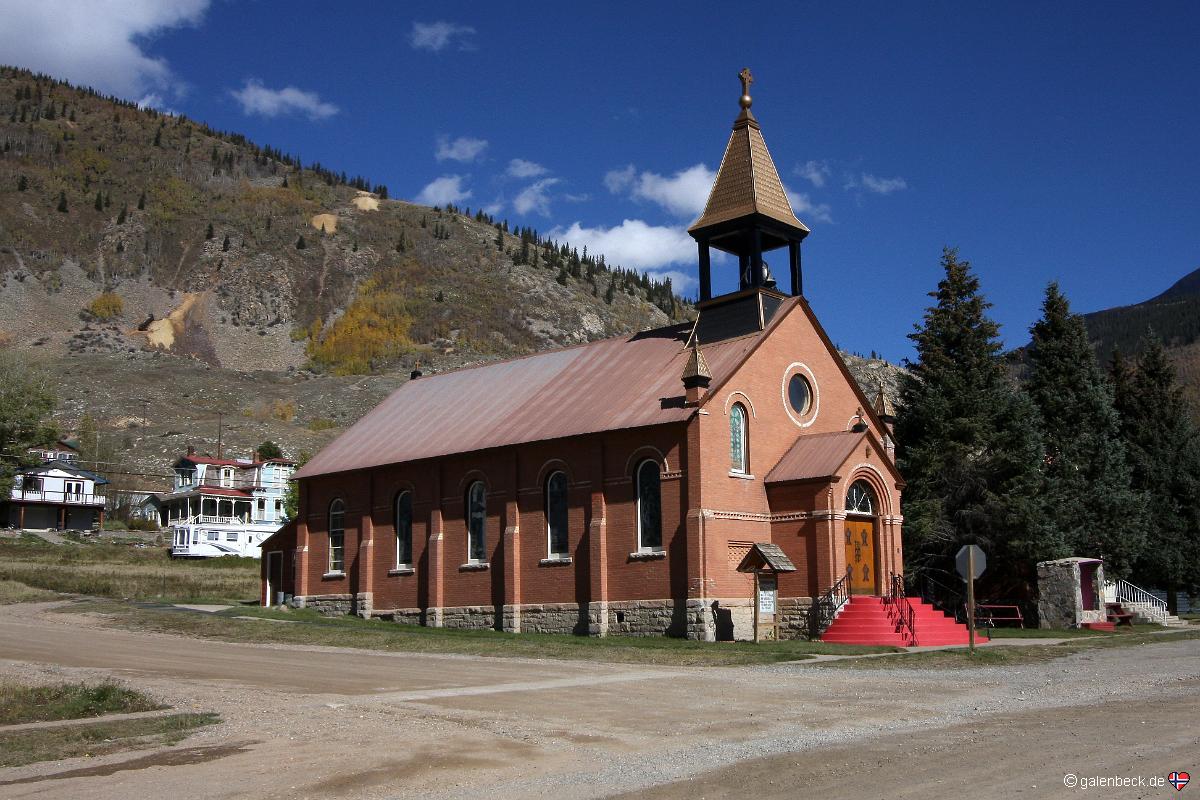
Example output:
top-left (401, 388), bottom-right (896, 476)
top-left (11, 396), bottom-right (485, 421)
top-left (0, 605), bottom-right (1196, 799)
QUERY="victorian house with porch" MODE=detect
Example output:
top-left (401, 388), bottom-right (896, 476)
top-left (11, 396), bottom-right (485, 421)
top-left (260, 73), bottom-right (971, 645)
top-left (164, 448), bottom-right (295, 558)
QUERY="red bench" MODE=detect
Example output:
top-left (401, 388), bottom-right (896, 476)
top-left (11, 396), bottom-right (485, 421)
top-left (973, 604), bottom-right (1024, 628)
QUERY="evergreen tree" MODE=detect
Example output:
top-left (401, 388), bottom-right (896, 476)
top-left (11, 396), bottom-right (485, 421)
top-left (256, 440), bottom-right (283, 460)
top-left (604, 280), bottom-right (615, 304)
top-left (116, 205), bottom-right (127, 225)
top-left (17, 175), bottom-right (27, 191)
top-left (94, 190), bottom-right (103, 212)
top-left (56, 191), bottom-right (68, 213)
top-left (1112, 333), bottom-right (1200, 607)
top-left (205, 223), bottom-right (214, 240)
top-left (556, 265), bottom-right (569, 286)
top-left (1025, 283), bottom-right (1146, 574)
top-left (137, 191), bottom-right (146, 210)
top-left (295, 235), bottom-right (306, 250)
top-left (222, 234), bottom-right (231, 252)
top-left (895, 248), bottom-right (1056, 598)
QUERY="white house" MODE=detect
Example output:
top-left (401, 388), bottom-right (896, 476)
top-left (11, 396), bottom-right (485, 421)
top-left (5, 460), bottom-right (108, 530)
top-left (161, 448), bottom-right (295, 558)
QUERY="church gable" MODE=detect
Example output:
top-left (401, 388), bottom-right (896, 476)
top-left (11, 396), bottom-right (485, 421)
top-left (698, 298), bottom-right (888, 489)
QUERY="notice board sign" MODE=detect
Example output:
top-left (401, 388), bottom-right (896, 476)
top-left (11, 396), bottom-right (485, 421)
top-left (758, 574), bottom-right (777, 614)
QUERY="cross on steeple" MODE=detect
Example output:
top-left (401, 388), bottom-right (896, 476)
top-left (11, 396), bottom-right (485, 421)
top-left (738, 68), bottom-right (753, 109)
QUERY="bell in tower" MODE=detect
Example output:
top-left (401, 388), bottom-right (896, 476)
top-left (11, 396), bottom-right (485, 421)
top-left (689, 69), bottom-right (810, 304)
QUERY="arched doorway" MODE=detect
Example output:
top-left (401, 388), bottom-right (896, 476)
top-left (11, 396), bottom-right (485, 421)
top-left (844, 480), bottom-right (878, 595)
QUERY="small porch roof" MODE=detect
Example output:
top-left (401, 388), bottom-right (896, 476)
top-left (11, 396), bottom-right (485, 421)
top-left (764, 430), bottom-right (902, 486)
top-left (736, 542), bottom-right (796, 574)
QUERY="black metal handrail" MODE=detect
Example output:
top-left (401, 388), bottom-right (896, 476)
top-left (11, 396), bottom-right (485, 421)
top-left (885, 572), bottom-right (917, 646)
top-left (808, 567), bottom-right (852, 638)
top-left (921, 571), bottom-right (965, 623)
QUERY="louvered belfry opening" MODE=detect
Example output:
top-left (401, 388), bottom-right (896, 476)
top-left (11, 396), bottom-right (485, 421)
top-left (688, 68), bottom-right (810, 309)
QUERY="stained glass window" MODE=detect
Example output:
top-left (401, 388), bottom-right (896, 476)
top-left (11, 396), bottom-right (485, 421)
top-left (328, 499), bottom-right (345, 572)
top-left (467, 481), bottom-right (487, 562)
top-left (637, 460), bottom-right (662, 551)
top-left (395, 491), bottom-right (412, 567)
top-left (730, 404), bottom-right (748, 473)
top-left (546, 471), bottom-right (569, 557)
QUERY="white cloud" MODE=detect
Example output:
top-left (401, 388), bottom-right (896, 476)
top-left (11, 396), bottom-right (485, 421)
top-left (513, 178), bottom-right (561, 216)
top-left (136, 93), bottom-right (178, 116)
top-left (859, 173), bottom-right (908, 195)
top-left (796, 160), bottom-right (830, 188)
top-left (784, 187), bottom-right (833, 224)
top-left (506, 158), bottom-right (549, 179)
top-left (550, 219), bottom-right (695, 273)
top-left (630, 164), bottom-right (715, 218)
top-left (230, 79), bottom-right (338, 120)
top-left (410, 21), bottom-right (476, 52)
top-left (436, 135), bottom-right (488, 163)
top-left (0, 0), bottom-right (209, 99)
top-left (606, 164), bottom-right (716, 219)
top-left (603, 164), bottom-right (637, 193)
top-left (415, 175), bottom-right (472, 207)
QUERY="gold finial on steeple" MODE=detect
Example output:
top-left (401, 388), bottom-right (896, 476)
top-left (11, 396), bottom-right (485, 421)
top-left (738, 67), bottom-right (753, 109)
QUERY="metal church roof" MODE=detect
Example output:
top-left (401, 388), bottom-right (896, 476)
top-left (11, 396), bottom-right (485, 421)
top-left (296, 299), bottom-right (801, 480)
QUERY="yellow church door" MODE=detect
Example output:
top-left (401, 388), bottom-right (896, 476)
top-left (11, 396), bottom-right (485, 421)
top-left (845, 519), bottom-right (876, 595)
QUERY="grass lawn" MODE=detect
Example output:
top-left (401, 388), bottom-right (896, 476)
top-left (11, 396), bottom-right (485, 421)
top-left (0, 536), bottom-right (259, 604)
top-left (0, 713), bottom-right (220, 768)
top-left (60, 601), bottom-right (902, 666)
top-left (0, 578), bottom-right (59, 605)
top-left (984, 623), bottom-right (1165, 639)
top-left (822, 629), bottom-right (1200, 670)
top-left (0, 681), bottom-right (164, 725)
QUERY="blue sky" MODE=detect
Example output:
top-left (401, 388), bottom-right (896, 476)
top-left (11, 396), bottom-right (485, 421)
top-left (3, 1), bottom-right (1198, 362)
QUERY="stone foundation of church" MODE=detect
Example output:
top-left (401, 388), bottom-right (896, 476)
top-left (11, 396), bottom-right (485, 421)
top-left (291, 596), bottom-right (817, 640)
top-left (292, 593), bottom-right (354, 616)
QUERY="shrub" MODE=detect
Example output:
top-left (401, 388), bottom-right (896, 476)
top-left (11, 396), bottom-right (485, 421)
top-left (86, 292), bottom-right (123, 320)
top-left (305, 268), bottom-right (417, 375)
top-left (307, 417), bottom-right (337, 432)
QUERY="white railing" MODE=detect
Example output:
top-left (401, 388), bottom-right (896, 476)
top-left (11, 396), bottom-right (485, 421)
top-left (11, 489), bottom-right (106, 506)
top-left (1109, 578), bottom-right (1170, 621)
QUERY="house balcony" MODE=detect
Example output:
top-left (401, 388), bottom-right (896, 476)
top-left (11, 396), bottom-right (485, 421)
top-left (11, 490), bottom-right (106, 507)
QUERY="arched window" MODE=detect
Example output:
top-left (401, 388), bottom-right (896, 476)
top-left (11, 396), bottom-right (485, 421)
top-left (328, 499), bottom-right (345, 573)
top-left (395, 491), bottom-right (412, 567)
top-left (466, 481), bottom-right (487, 563)
top-left (846, 480), bottom-right (876, 515)
top-left (636, 460), bottom-right (662, 551)
top-left (730, 403), bottom-right (748, 473)
top-left (545, 471), bottom-right (569, 558)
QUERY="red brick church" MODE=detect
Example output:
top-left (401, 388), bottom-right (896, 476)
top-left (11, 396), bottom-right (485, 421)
top-left (261, 72), bottom-right (913, 641)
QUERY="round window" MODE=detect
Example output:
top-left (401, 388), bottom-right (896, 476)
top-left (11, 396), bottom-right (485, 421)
top-left (788, 374), bottom-right (813, 415)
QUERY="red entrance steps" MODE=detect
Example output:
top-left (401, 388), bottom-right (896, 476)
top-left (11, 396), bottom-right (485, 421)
top-left (820, 595), bottom-right (973, 646)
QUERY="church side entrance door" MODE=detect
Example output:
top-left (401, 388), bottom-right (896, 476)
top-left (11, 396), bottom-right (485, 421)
top-left (845, 518), bottom-right (876, 595)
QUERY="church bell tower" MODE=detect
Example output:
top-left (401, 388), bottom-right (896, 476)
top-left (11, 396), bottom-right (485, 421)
top-left (689, 69), bottom-right (810, 324)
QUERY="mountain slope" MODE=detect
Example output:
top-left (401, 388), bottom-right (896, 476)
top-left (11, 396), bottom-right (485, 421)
top-left (0, 65), bottom-right (688, 378)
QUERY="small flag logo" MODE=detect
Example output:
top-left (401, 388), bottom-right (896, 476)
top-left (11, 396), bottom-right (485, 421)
top-left (1168, 772), bottom-right (1190, 791)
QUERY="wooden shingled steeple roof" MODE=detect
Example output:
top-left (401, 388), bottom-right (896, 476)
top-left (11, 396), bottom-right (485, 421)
top-left (688, 68), bottom-right (809, 236)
